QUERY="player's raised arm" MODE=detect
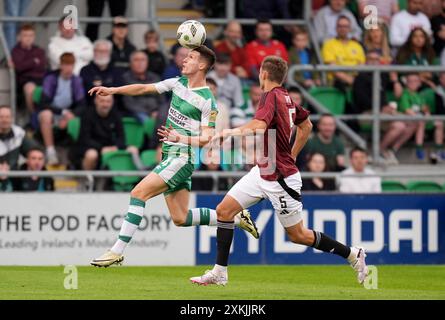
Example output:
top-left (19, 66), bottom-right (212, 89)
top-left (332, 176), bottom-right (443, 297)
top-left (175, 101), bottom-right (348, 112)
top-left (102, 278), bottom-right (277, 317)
top-left (291, 118), bottom-right (313, 160)
top-left (88, 83), bottom-right (158, 97)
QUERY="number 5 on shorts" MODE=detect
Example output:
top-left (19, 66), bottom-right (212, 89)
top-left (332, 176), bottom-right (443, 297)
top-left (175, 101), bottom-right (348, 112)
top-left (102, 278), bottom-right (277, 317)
top-left (279, 196), bottom-right (287, 208)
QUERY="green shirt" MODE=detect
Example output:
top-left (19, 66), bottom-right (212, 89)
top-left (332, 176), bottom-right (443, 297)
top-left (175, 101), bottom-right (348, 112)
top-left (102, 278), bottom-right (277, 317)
top-left (399, 89), bottom-right (425, 113)
top-left (305, 134), bottom-right (345, 171)
top-left (154, 76), bottom-right (218, 157)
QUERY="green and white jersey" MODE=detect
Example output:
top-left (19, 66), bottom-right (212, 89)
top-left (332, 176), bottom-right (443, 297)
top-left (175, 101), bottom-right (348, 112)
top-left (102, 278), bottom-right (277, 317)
top-left (155, 76), bottom-right (218, 158)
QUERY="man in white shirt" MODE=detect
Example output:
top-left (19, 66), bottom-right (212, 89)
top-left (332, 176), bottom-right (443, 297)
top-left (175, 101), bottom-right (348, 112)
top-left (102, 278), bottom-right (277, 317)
top-left (48, 15), bottom-right (94, 75)
top-left (390, 0), bottom-right (432, 48)
top-left (339, 147), bottom-right (382, 193)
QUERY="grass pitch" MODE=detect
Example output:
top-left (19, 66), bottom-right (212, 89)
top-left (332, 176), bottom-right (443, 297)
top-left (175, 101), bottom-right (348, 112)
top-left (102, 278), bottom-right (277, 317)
top-left (0, 265), bottom-right (444, 300)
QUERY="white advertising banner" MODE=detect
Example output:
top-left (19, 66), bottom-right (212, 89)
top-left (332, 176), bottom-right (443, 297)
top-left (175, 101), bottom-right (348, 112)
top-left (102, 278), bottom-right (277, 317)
top-left (0, 193), bottom-right (196, 266)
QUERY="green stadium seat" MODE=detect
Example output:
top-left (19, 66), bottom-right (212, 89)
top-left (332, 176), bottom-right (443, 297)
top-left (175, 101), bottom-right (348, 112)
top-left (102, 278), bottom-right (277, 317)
top-left (101, 150), bottom-right (140, 191)
top-left (399, 0), bottom-right (407, 10)
top-left (406, 181), bottom-right (443, 192)
top-left (309, 87), bottom-right (346, 115)
top-left (143, 117), bottom-right (156, 138)
top-left (67, 117), bottom-right (80, 142)
top-left (140, 150), bottom-right (158, 168)
top-left (122, 117), bottom-right (144, 149)
top-left (381, 181), bottom-right (407, 192)
top-left (32, 86), bottom-right (43, 104)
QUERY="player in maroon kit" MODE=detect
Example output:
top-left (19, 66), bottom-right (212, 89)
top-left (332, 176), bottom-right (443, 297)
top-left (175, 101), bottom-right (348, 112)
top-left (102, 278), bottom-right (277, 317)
top-left (189, 56), bottom-right (369, 286)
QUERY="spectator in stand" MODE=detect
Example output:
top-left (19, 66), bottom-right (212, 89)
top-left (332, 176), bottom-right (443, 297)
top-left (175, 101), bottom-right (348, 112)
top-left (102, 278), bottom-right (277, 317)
top-left (48, 15), bottom-right (94, 75)
top-left (314, 0), bottom-right (362, 44)
top-left (363, 21), bottom-right (392, 64)
top-left (395, 27), bottom-right (437, 88)
top-left (215, 21), bottom-right (250, 79)
top-left (338, 147), bottom-right (382, 193)
top-left (288, 87), bottom-right (304, 107)
top-left (206, 78), bottom-right (230, 134)
top-left (431, 0), bottom-right (445, 57)
top-left (304, 114), bottom-right (346, 171)
top-left (3, 0), bottom-right (31, 50)
top-left (208, 53), bottom-right (244, 110)
top-left (245, 19), bottom-right (288, 80)
top-left (288, 28), bottom-right (321, 89)
top-left (321, 15), bottom-right (366, 90)
top-left (230, 82), bottom-right (261, 127)
top-left (121, 51), bottom-right (163, 123)
top-left (85, 0), bottom-right (127, 42)
top-left (302, 152), bottom-right (336, 191)
top-left (352, 50), bottom-right (411, 165)
top-left (11, 24), bottom-right (47, 114)
top-left (398, 73), bottom-right (431, 160)
top-left (11, 147), bottom-right (54, 192)
top-left (39, 53), bottom-right (86, 165)
top-left (422, 0), bottom-right (442, 18)
top-left (0, 105), bottom-right (38, 170)
top-left (430, 72), bottom-right (445, 161)
top-left (70, 94), bottom-right (136, 170)
top-left (142, 30), bottom-right (167, 78)
top-left (80, 39), bottom-right (121, 106)
top-left (107, 16), bottom-right (136, 74)
top-left (390, 0), bottom-right (432, 48)
top-left (358, 0), bottom-right (399, 25)
top-left (162, 45), bottom-right (188, 79)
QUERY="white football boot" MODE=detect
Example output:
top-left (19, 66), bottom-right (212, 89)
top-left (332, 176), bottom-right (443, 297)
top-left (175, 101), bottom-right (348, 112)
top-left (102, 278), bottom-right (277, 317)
top-left (350, 247), bottom-right (369, 284)
top-left (190, 270), bottom-right (228, 286)
top-left (90, 250), bottom-right (124, 267)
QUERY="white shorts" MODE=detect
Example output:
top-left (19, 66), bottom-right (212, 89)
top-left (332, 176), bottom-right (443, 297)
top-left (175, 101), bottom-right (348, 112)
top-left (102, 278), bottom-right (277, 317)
top-left (227, 165), bottom-right (303, 228)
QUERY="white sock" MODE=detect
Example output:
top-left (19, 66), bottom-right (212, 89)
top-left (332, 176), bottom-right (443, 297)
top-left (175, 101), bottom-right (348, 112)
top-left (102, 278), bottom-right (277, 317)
top-left (347, 247), bottom-right (358, 263)
top-left (213, 264), bottom-right (227, 275)
top-left (234, 213), bottom-right (241, 227)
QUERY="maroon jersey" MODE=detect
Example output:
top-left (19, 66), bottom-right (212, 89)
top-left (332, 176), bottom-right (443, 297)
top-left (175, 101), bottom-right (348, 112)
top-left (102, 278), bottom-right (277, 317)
top-left (254, 87), bottom-right (310, 181)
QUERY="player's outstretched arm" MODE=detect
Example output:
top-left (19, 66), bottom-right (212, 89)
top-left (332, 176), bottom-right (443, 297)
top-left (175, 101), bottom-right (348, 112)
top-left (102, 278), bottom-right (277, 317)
top-left (158, 125), bottom-right (215, 148)
top-left (291, 118), bottom-right (313, 160)
top-left (88, 84), bottom-right (158, 97)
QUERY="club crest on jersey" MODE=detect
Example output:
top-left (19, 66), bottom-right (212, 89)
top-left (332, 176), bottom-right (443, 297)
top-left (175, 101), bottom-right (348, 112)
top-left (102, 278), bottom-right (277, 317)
top-left (209, 110), bottom-right (218, 122)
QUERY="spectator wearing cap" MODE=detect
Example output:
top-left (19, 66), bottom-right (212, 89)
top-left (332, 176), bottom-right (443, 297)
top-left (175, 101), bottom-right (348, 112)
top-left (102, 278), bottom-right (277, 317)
top-left (215, 21), bottom-right (250, 79)
top-left (121, 51), bottom-right (164, 123)
top-left (85, 0), bottom-right (127, 42)
top-left (48, 15), bottom-right (94, 75)
top-left (11, 24), bottom-right (47, 114)
top-left (107, 16), bottom-right (136, 74)
top-left (80, 39), bottom-right (121, 106)
top-left (208, 53), bottom-right (244, 110)
top-left (142, 30), bottom-right (167, 78)
top-left (39, 53), bottom-right (86, 165)
top-left (11, 147), bottom-right (54, 192)
top-left (390, 0), bottom-right (432, 48)
top-left (162, 44), bottom-right (189, 79)
top-left (244, 19), bottom-right (288, 80)
top-left (314, 0), bottom-right (362, 44)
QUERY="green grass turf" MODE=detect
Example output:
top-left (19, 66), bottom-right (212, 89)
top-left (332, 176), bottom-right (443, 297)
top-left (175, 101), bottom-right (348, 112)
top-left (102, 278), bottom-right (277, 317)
top-left (0, 265), bottom-right (444, 300)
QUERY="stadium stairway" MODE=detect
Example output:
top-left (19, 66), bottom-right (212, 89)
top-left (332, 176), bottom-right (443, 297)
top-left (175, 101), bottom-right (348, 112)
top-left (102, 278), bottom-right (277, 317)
top-left (156, 0), bottom-right (220, 49)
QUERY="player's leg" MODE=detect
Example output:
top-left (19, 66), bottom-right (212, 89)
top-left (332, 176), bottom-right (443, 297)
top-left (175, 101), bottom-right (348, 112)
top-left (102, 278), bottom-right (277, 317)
top-left (91, 172), bottom-right (167, 267)
top-left (190, 166), bottom-right (263, 285)
top-left (285, 221), bottom-right (368, 284)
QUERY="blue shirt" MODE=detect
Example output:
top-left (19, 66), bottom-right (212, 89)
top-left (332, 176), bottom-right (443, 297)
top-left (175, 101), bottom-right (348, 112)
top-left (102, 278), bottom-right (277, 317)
top-left (298, 49), bottom-right (311, 80)
top-left (52, 76), bottom-right (73, 110)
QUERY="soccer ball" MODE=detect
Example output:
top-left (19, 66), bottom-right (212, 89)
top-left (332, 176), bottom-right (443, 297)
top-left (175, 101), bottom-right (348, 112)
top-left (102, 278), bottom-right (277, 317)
top-left (176, 20), bottom-right (206, 49)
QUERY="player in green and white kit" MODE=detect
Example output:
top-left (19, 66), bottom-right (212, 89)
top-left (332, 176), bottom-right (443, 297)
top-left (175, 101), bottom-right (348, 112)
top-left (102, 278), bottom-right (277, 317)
top-left (88, 47), bottom-right (258, 267)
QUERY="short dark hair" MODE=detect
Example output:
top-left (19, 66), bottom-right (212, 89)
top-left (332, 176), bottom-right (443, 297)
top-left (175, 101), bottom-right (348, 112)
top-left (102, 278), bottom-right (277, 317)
top-left (216, 53), bottom-right (231, 64)
top-left (256, 19), bottom-right (272, 29)
top-left (144, 30), bottom-right (159, 41)
top-left (60, 52), bottom-right (75, 65)
top-left (350, 146), bottom-right (368, 158)
top-left (19, 23), bottom-right (35, 32)
top-left (337, 15), bottom-right (351, 25)
top-left (260, 56), bottom-right (288, 84)
top-left (287, 87), bottom-right (301, 95)
top-left (192, 45), bottom-right (216, 72)
top-left (26, 146), bottom-right (45, 158)
top-left (206, 77), bottom-right (217, 87)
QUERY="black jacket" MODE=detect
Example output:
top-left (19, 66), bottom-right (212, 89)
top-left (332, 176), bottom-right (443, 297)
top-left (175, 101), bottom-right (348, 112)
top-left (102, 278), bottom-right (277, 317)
top-left (11, 163), bottom-right (54, 192)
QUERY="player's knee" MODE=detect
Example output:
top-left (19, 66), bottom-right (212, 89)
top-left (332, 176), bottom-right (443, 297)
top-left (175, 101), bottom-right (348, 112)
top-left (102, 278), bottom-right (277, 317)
top-left (39, 110), bottom-right (53, 122)
top-left (216, 203), bottom-right (235, 221)
top-left (171, 215), bottom-right (187, 226)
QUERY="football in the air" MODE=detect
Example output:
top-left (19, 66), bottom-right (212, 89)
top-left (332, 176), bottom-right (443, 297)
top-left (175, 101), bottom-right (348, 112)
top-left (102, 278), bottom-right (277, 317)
top-left (176, 20), bottom-right (206, 49)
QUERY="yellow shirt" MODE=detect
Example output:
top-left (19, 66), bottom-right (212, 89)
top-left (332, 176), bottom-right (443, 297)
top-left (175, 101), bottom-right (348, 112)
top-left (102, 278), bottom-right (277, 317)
top-left (321, 38), bottom-right (365, 83)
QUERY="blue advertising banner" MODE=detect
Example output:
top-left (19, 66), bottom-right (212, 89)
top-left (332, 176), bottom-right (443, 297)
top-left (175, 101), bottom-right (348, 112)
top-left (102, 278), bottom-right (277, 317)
top-left (195, 194), bottom-right (445, 265)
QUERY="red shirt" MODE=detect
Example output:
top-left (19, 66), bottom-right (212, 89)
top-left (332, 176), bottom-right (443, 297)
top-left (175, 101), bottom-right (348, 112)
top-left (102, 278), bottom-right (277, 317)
top-left (245, 40), bottom-right (289, 72)
top-left (254, 87), bottom-right (310, 181)
top-left (215, 41), bottom-right (250, 77)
